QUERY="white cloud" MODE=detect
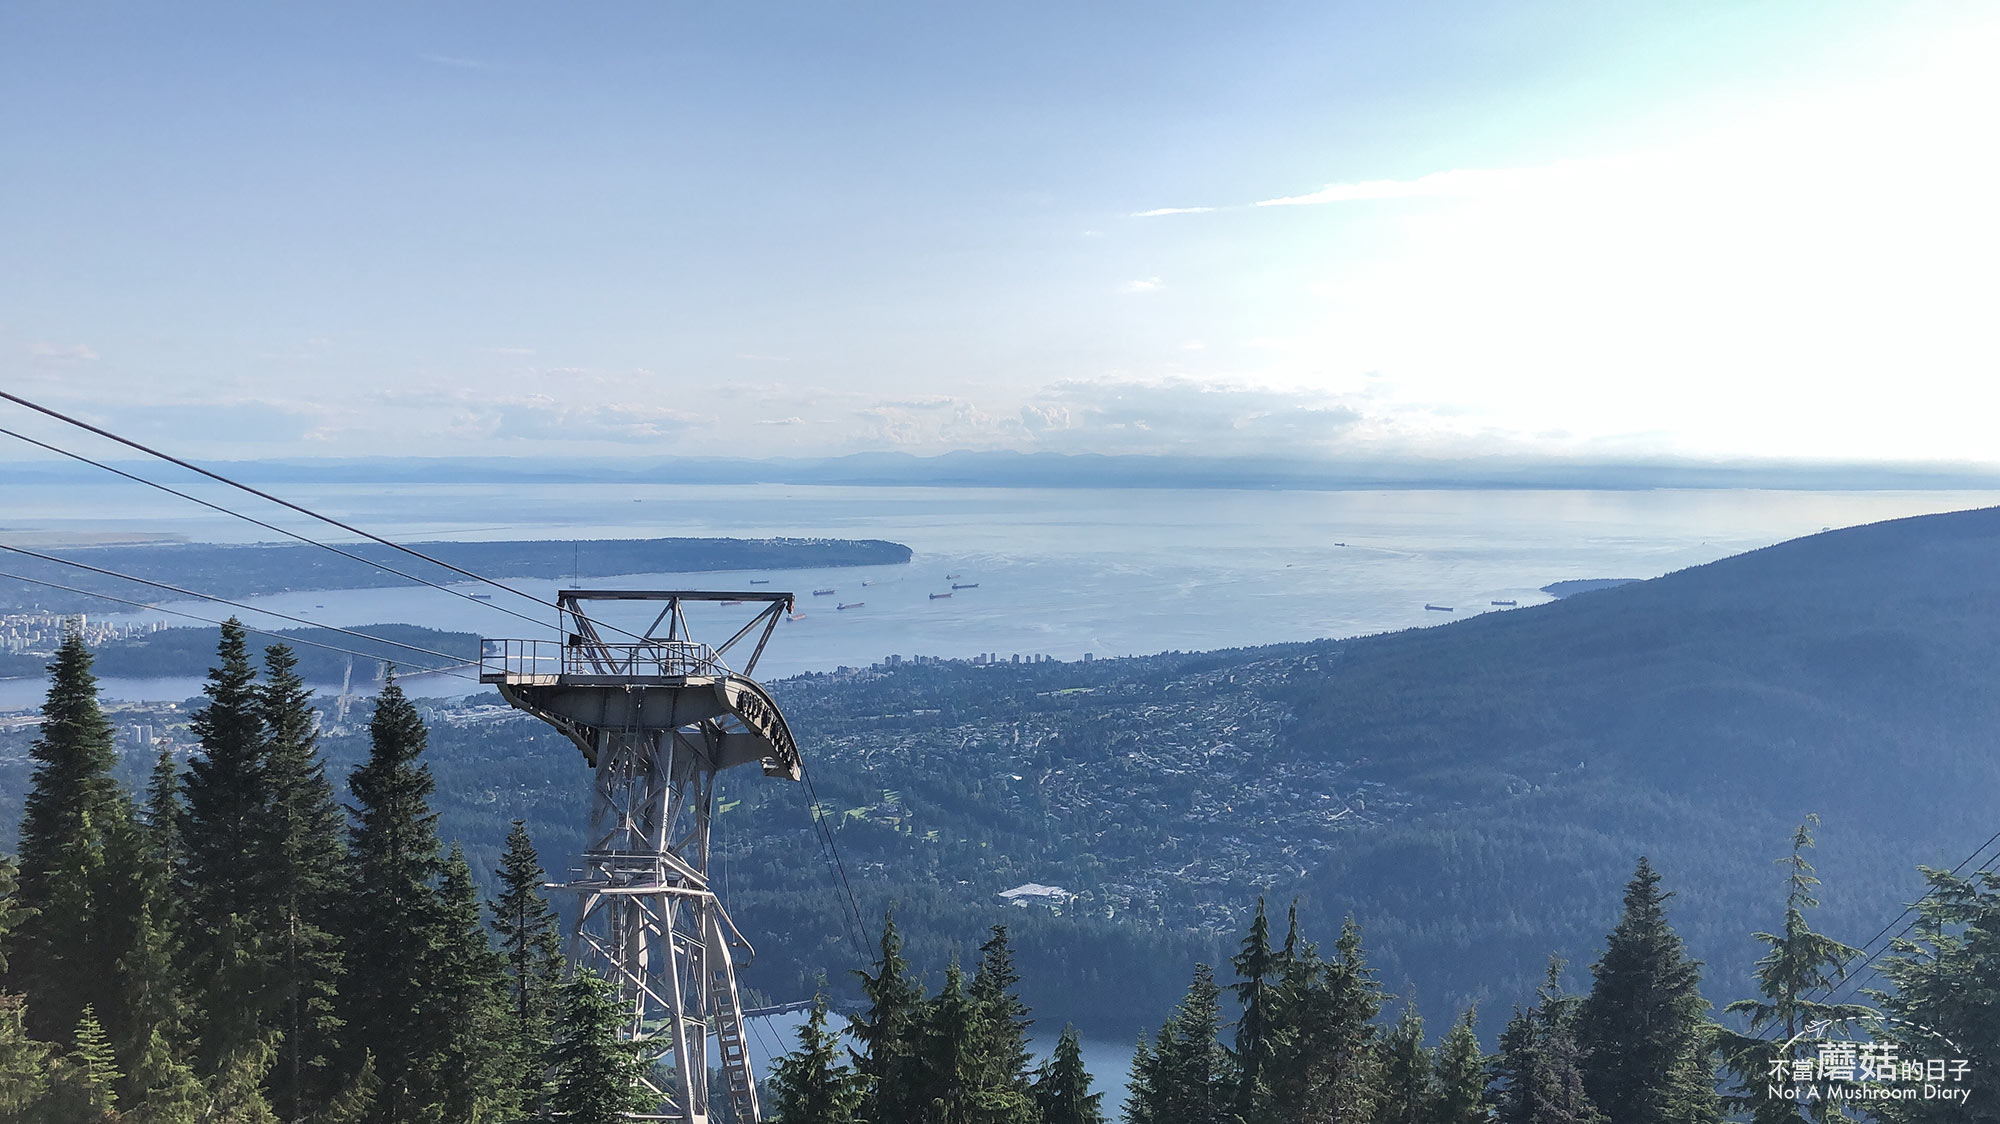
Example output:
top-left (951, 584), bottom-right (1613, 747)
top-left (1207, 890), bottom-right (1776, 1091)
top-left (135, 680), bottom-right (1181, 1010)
top-left (1132, 206), bottom-right (1216, 218)
top-left (1122, 277), bottom-right (1164, 294)
top-left (29, 342), bottom-right (97, 364)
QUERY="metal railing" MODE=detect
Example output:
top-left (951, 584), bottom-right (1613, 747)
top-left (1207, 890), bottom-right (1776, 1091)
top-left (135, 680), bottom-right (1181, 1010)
top-left (480, 638), bottom-right (723, 681)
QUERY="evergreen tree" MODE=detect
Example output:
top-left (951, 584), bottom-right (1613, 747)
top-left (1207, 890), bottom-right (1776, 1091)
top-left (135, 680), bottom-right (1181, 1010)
top-left (1127, 962), bottom-right (1233, 1124)
top-left (907, 959), bottom-right (1038, 1124)
top-left (180, 620), bottom-right (278, 1071)
top-left (545, 970), bottom-right (652, 1124)
top-left (103, 746), bottom-right (192, 1110)
top-left (103, 814), bottom-right (184, 1094)
top-left (1868, 867), bottom-right (2000, 1124)
top-left (489, 820), bottom-right (565, 1116)
top-left (1230, 896), bottom-right (1280, 1109)
top-left (422, 844), bottom-right (512, 1122)
top-left (1375, 1003), bottom-right (1432, 1124)
top-left (1430, 1008), bottom-right (1487, 1124)
top-left (123, 1026), bottom-right (205, 1124)
top-left (768, 988), bottom-right (863, 1124)
top-left (41, 1005), bottom-right (122, 1123)
top-left (0, 993), bottom-right (50, 1122)
top-left (1260, 919), bottom-right (1383, 1124)
top-left (258, 644), bottom-right (348, 1122)
top-left (1576, 858), bottom-right (1720, 1124)
top-left (0, 858), bottom-right (24, 975)
top-left (202, 1037), bottom-right (281, 1124)
top-left (1495, 960), bottom-right (1604, 1124)
top-left (11, 627), bottom-right (130, 1043)
top-left (1718, 817), bottom-right (1868, 1124)
top-left (1123, 1032), bottom-right (1156, 1124)
top-left (1034, 1025), bottom-right (1105, 1124)
top-left (851, 911), bottom-right (924, 1124)
top-left (338, 680), bottom-right (446, 1123)
top-left (969, 925), bottom-right (1036, 1097)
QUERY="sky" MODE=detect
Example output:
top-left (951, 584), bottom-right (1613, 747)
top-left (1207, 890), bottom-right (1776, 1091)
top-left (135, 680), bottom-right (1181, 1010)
top-left (3, 2), bottom-right (1997, 467)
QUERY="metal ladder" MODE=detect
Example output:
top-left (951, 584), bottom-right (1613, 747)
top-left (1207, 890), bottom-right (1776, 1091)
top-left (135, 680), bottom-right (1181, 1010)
top-left (710, 966), bottom-right (758, 1122)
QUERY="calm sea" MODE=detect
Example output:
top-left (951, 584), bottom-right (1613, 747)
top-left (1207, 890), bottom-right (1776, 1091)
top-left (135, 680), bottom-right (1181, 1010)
top-left (4, 483), bottom-right (1997, 709)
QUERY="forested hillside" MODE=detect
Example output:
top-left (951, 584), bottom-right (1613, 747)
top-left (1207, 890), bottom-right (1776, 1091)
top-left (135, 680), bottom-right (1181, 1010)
top-left (4, 506), bottom-right (1998, 1042)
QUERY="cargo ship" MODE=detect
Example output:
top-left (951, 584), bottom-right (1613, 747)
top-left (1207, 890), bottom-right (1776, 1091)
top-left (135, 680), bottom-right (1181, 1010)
top-left (749, 578), bottom-right (770, 585)
top-left (1491, 599), bottom-right (1518, 607)
top-left (838, 602), bottom-right (864, 610)
top-left (1424, 603), bottom-right (1454, 612)
top-left (946, 572), bottom-right (963, 579)
top-left (720, 599), bottom-right (744, 606)
top-left (930, 592), bottom-right (952, 599)
top-left (813, 588), bottom-right (836, 596)
top-left (952, 582), bottom-right (979, 590)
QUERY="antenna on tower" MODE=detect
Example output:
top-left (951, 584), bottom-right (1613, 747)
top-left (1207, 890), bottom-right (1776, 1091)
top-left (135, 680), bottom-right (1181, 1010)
top-left (481, 589), bottom-right (801, 1124)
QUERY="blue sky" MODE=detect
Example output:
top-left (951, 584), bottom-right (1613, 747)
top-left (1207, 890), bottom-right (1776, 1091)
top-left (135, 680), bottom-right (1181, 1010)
top-left (3, 2), bottom-right (1996, 465)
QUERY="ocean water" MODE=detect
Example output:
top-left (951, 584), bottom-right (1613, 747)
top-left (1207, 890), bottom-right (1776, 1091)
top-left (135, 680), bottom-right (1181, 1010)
top-left (4, 483), bottom-right (1998, 709)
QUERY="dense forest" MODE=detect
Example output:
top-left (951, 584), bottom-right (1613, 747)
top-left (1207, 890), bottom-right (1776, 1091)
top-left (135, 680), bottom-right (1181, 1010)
top-left (0, 535), bottom-right (912, 615)
top-left (3, 624), bottom-right (1997, 1122)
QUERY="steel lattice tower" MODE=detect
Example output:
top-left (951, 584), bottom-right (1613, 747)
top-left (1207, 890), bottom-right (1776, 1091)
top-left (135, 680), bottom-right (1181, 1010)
top-left (482, 590), bottom-right (802, 1123)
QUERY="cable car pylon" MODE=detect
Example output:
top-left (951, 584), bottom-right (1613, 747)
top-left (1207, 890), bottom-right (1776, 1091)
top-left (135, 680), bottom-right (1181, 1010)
top-left (481, 590), bottom-right (802, 1123)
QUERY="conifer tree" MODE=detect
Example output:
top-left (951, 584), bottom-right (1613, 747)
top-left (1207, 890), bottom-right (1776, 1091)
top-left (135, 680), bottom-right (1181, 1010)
top-left (1495, 960), bottom-right (1603, 1124)
top-left (41, 1005), bottom-right (122, 1122)
top-left (100, 745), bottom-right (192, 1111)
top-left (423, 844), bottom-right (512, 1122)
top-left (1127, 962), bottom-right (1233, 1124)
top-left (1259, 918), bottom-right (1383, 1124)
top-left (907, 959), bottom-right (1038, 1124)
top-left (1430, 1008), bottom-right (1487, 1124)
top-left (0, 858), bottom-right (24, 974)
top-left (546, 970), bottom-right (653, 1124)
top-left (1868, 867), bottom-right (2000, 1124)
top-left (258, 644), bottom-right (347, 1121)
top-left (203, 1037), bottom-right (281, 1124)
top-left (1230, 896), bottom-right (1280, 1108)
top-left (180, 620), bottom-right (277, 1070)
top-left (768, 988), bottom-right (864, 1124)
top-left (1718, 817), bottom-right (1868, 1124)
top-left (11, 627), bottom-right (131, 1043)
top-left (489, 820), bottom-right (565, 1114)
top-left (0, 993), bottom-right (50, 1120)
top-left (124, 1025), bottom-right (205, 1124)
top-left (1375, 1003), bottom-right (1432, 1124)
top-left (339, 680), bottom-right (445, 1123)
top-left (103, 814), bottom-right (183, 1089)
top-left (969, 925), bottom-right (1036, 1096)
top-left (1576, 858), bottom-right (1720, 1124)
top-left (1034, 1025), bottom-right (1106, 1124)
top-left (851, 911), bottom-right (924, 1124)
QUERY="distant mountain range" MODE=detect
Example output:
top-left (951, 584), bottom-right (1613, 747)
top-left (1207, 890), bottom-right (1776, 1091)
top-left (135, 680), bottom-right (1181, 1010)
top-left (8, 449), bottom-right (2000, 491)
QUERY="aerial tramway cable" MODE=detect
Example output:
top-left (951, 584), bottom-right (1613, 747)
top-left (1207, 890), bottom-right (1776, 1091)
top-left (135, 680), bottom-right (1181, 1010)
top-left (0, 390), bottom-right (655, 643)
top-left (0, 424), bottom-right (557, 636)
top-left (0, 542), bottom-right (474, 667)
top-left (2, 390), bottom-right (880, 960)
top-left (0, 568), bottom-right (478, 682)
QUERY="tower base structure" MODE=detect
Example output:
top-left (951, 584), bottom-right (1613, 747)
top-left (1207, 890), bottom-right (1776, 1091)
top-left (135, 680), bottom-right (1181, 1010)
top-left (482, 591), bottom-right (801, 1124)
